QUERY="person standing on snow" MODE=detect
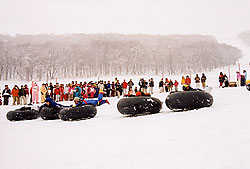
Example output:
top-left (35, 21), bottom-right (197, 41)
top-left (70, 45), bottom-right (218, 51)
top-left (194, 74), bottom-right (201, 89)
top-left (40, 83), bottom-right (47, 103)
top-left (159, 78), bottom-right (164, 93)
top-left (19, 85), bottom-right (26, 105)
top-left (128, 79), bottom-right (134, 91)
top-left (185, 75), bottom-right (191, 86)
top-left (181, 76), bottom-right (186, 88)
top-left (106, 81), bottom-right (111, 97)
top-left (2, 85), bottom-right (11, 105)
top-left (32, 82), bottom-right (39, 104)
top-left (115, 80), bottom-right (122, 98)
top-left (98, 80), bottom-right (105, 93)
top-left (164, 78), bottom-right (169, 92)
top-left (174, 80), bottom-right (179, 91)
top-left (168, 79), bottom-right (174, 92)
top-left (148, 78), bottom-right (154, 94)
top-left (122, 79), bottom-right (128, 95)
top-left (236, 71), bottom-right (241, 87)
top-left (24, 84), bottom-right (29, 105)
top-left (219, 72), bottom-right (224, 88)
top-left (89, 85), bottom-right (96, 98)
top-left (201, 73), bottom-right (207, 89)
top-left (11, 85), bottom-right (19, 105)
top-left (243, 70), bottom-right (247, 86)
top-left (223, 74), bottom-right (229, 87)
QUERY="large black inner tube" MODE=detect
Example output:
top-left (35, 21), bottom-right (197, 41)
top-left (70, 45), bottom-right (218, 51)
top-left (165, 90), bottom-right (213, 111)
top-left (117, 96), bottom-right (162, 116)
top-left (6, 107), bottom-right (39, 121)
top-left (59, 105), bottom-right (97, 121)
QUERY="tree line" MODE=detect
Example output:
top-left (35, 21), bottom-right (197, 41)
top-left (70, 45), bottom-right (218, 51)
top-left (0, 33), bottom-right (242, 81)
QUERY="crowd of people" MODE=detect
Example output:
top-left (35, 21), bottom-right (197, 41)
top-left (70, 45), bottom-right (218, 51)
top-left (0, 74), bottom-right (209, 106)
top-left (219, 70), bottom-right (247, 87)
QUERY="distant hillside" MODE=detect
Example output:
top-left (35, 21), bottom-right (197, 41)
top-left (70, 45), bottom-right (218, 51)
top-left (239, 30), bottom-right (250, 46)
top-left (0, 33), bottom-right (242, 81)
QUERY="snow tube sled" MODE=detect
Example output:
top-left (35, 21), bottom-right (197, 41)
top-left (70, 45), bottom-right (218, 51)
top-left (246, 83), bottom-right (250, 91)
top-left (165, 90), bottom-right (213, 111)
top-left (117, 96), bottom-right (162, 116)
top-left (6, 107), bottom-right (39, 121)
top-left (40, 106), bottom-right (64, 120)
top-left (59, 105), bottom-right (97, 121)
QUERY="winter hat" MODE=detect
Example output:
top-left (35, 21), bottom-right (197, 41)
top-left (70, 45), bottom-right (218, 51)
top-left (74, 97), bottom-right (80, 102)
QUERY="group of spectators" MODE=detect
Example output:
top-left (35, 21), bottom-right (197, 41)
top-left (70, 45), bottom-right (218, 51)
top-left (158, 73), bottom-right (207, 93)
top-left (219, 70), bottom-right (247, 87)
top-left (1, 75), bottom-right (207, 106)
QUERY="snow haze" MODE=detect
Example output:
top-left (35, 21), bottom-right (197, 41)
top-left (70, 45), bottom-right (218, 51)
top-left (1, 0), bottom-right (250, 38)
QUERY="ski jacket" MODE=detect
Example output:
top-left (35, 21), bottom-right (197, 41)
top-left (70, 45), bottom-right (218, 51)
top-left (122, 82), bottom-right (128, 89)
top-left (2, 88), bottom-right (11, 97)
top-left (219, 74), bottom-right (224, 82)
top-left (44, 97), bottom-right (63, 108)
top-left (194, 76), bottom-right (200, 83)
top-left (128, 81), bottom-right (134, 88)
top-left (181, 78), bottom-right (186, 85)
top-left (19, 88), bottom-right (26, 96)
top-left (149, 81), bottom-right (154, 87)
top-left (24, 88), bottom-right (29, 95)
top-left (59, 87), bottom-right (64, 95)
top-left (11, 88), bottom-right (19, 97)
top-left (74, 90), bottom-right (81, 98)
top-left (54, 88), bottom-right (60, 95)
top-left (107, 83), bottom-right (111, 89)
top-left (174, 81), bottom-right (178, 87)
top-left (185, 77), bottom-right (191, 85)
top-left (237, 72), bottom-right (241, 80)
top-left (159, 81), bottom-right (164, 87)
top-left (201, 75), bottom-right (206, 83)
top-left (40, 86), bottom-right (47, 95)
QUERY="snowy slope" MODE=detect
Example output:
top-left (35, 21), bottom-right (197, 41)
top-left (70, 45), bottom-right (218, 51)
top-left (1, 86), bottom-right (250, 169)
top-left (1, 37), bottom-right (250, 169)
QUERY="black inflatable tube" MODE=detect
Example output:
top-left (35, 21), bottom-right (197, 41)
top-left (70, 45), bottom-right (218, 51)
top-left (6, 107), bottom-right (39, 121)
top-left (246, 84), bottom-right (250, 91)
top-left (117, 96), bottom-right (162, 116)
top-left (165, 91), bottom-right (213, 111)
top-left (59, 105), bottom-right (97, 121)
top-left (40, 107), bottom-right (65, 120)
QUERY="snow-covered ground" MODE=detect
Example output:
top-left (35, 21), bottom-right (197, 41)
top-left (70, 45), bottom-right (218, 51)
top-left (1, 37), bottom-right (250, 169)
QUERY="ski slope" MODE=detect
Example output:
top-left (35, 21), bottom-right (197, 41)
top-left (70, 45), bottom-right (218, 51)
top-left (1, 37), bottom-right (250, 169)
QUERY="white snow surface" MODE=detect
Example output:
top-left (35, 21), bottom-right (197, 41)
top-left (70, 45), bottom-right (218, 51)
top-left (1, 37), bottom-right (250, 169)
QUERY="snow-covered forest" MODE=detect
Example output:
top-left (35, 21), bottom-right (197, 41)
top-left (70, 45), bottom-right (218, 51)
top-left (0, 34), bottom-right (242, 81)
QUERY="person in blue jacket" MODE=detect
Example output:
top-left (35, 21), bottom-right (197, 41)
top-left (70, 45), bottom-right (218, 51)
top-left (42, 97), bottom-right (63, 108)
top-left (73, 88), bottom-right (81, 98)
top-left (73, 93), bottom-right (109, 107)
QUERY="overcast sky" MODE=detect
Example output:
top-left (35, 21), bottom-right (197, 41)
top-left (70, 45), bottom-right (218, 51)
top-left (0, 0), bottom-right (250, 38)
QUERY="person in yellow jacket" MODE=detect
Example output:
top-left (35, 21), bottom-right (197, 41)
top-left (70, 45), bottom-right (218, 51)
top-left (181, 76), bottom-right (186, 85)
top-left (40, 84), bottom-right (47, 103)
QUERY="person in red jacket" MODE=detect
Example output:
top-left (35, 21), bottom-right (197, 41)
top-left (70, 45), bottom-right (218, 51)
top-left (59, 84), bottom-right (64, 101)
top-left (174, 80), bottom-right (179, 92)
top-left (54, 86), bottom-right (60, 102)
top-left (122, 79), bottom-right (128, 95)
top-left (11, 85), bottom-right (19, 105)
top-left (185, 75), bottom-right (191, 85)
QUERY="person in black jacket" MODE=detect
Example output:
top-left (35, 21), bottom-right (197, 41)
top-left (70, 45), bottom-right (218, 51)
top-left (149, 78), bottom-right (154, 94)
top-left (115, 80), bottom-right (122, 98)
top-left (19, 85), bottom-right (27, 105)
top-left (159, 78), bottom-right (164, 93)
top-left (2, 85), bottom-right (11, 105)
